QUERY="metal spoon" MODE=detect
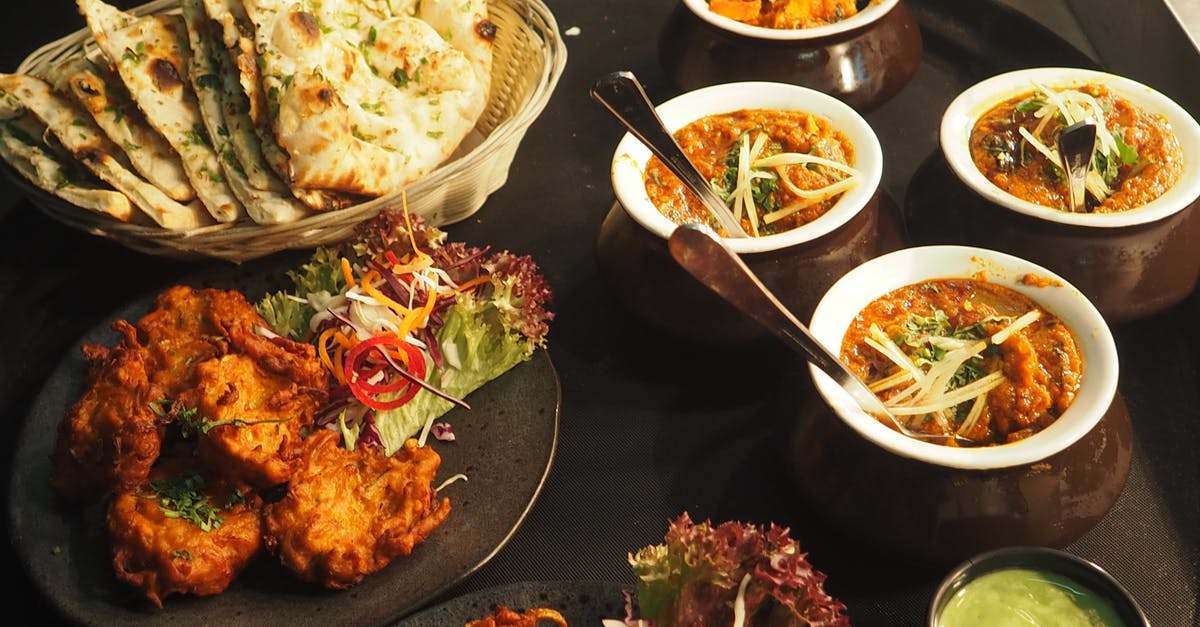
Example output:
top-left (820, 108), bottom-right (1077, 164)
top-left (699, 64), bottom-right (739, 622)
top-left (1058, 120), bottom-right (1097, 213)
top-left (589, 71), bottom-right (748, 238)
top-left (668, 223), bottom-right (975, 445)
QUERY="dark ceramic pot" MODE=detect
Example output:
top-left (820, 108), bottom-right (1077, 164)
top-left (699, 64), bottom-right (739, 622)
top-left (601, 80), bottom-right (894, 344)
top-left (793, 245), bottom-right (1127, 565)
top-left (789, 390), bottom-right (1132, 566)
top-left (595, 190), bottom-right (905, 345)
top-left (658, 0), bottom-right (922, 112)
top-left (933, 66), bottom-right (1200, 323)
top-left (929, 546), bottom-right (1150, 626)
top-left (904, 151), bottom-right (1200, 323)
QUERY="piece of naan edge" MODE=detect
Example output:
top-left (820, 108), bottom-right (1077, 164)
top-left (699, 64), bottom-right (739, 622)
top-left (240, 0), bottom-right (495, 198)
top-left (180, 0), bottom-right (311, 225)
top-left (0, 109), bottom-right (134, 222)
top-left (80, 0), bottom-right (245, 224)
top-left (0, 72), bottom-right (213, 230)
top-left (46, 57), bottom-right (197, 203)
top-left (201, 0), bottom-right (358, 212)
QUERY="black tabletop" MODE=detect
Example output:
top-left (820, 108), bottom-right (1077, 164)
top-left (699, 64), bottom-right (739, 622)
top-left (3, 1), bottom-right (1198, 626)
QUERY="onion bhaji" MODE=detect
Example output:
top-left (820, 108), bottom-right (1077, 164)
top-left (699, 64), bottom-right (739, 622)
top-left (50, 319), bottom-right (162, 503)
top-left (178, 352), bottom-right (325, 489)
top-left (466, 606), bottom-right (569, 627)
top-left (107, 454), bottom-right (263, 608)
top-left (52, 284), bottom-right (456, 606)
top-left (263, 430), bottom-right (451, 589)
top-left (50, 285), bottom-right (327, 503)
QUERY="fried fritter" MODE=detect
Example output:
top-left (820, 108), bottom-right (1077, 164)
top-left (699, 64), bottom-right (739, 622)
top-left (179, 353), bottom-right (325, 488)
top-left (50, 320), bottom-right (164, 504)
top-left (107, 454), bottom-right (263, 608)
top-left (466, 606), bottom-right (569, 627)
top-left (263, 430), bottom-right (451, 589)
top-left (51, 285), bottom-right (328, 503)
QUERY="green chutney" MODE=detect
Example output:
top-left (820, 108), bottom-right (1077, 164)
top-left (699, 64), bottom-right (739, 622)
top-left (937, 568), bottom-right (1126, 627)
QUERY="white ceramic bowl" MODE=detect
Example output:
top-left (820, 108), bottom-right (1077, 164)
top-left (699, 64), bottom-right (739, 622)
top-left (681, 0), bottom-right (900, 41)
top-left (610, 80), bottom-right (883, 255)
top-left (807, 245), bottom-right (1119, 470)
top-left (940, 66), bottom-right (1200, 228)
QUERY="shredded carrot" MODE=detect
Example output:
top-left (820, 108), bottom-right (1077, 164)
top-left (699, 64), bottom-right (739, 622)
top-left (317, 327), bottom-right (340, 378)
top-left (455, 275), bottom-right (491, 293)
top-left (360, 269), bottom-right (412, 316)
top-left (340, 257), bottom-right (356, 288)
top-left (399, 283), bottom-right (438, 338)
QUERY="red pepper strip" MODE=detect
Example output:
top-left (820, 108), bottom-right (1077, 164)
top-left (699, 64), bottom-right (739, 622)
top-left (354, 361), bottom-right (407, 395)
top-left (343, 335), bottom-right (427, 410)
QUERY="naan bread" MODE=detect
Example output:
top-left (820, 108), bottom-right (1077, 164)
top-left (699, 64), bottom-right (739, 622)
top-left (52, 60), bottom-right (196, 203)
top-left (79, 0), bottom-right (244, 223)
top-left (0, 72), bottom-right (213, 230)
top-left (201, 0), bottom-right (361, 211)
top-left (0, 112), bottom-right (135, 222)
top-left (180, 0), bottom-right (310, 225)
top-left (240, 0), bottom-right (493, 197)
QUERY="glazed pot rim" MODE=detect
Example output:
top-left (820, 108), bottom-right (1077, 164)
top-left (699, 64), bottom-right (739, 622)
top-left (807, 245), bottom-right (1119, 470)
top-left (680, 0), bottom-right (900, 41)
top-left (928, 546), bottom-right (1150, 626)
top-left (940, 66), bottom-right (1200, 228)
top-left (610, 81), bottom-right (883, 255)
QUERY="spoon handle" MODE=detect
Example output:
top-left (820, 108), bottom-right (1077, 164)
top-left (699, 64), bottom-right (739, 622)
top-left (590, 71), bottom-right (747, 237)
top-left (667, 223), bottom-right (888, 415)
top-left (1058, 120), bottom-right (1097, 213)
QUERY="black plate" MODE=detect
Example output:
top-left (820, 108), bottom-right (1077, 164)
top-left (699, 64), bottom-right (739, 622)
top-left (7, 272), bottom-right (561, 627)
top-left (393, 580), bottom-right (632, 626)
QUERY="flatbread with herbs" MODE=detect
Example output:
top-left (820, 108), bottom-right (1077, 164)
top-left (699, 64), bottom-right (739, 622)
top-left (180, 0), bottom-right (310, 225)
top-left (239, 0), bottom-right (493, 197)
top-left (56, 60), bottom-right (196, 203)
top-left (0, 111), bottom-right (135, 222)
top-left (0, 72), bottom-right (213, 230)
top-left (79, 0), bottom-right (244, 223)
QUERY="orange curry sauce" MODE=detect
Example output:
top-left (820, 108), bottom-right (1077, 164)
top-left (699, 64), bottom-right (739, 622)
top-left (839, 279), bottom-right (1082, 446)
top-left (969, 83), bottom-right (1182, 213)
top-left (707, 0), bottom-right (871, 29)
top-left (643, 108), bottom-right (855, 237)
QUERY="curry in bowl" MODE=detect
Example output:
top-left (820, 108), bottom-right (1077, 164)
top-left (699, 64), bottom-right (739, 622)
top-left (840, 277), bottom-right (1082, 447)
top-left (644, 108), bottom-right (864, 238)
top-left (706, 0), bottom-right (882, 30)
top-left (969, 82), bottom-right (1182, 214)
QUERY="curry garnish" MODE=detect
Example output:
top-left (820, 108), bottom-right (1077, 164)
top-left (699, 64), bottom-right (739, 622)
top-left (145, 472), bottom-right (225, 532)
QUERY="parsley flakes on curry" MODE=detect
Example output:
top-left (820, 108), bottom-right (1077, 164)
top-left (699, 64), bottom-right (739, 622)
top-left (644, 108), bottom-right (864, 237)
top-left (839, 278), bottom-right (1083, 447)
top-left (969, 81), bottom-right (1183, 213)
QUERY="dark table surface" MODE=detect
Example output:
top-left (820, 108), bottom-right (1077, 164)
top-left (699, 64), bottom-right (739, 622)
top-left (3, 0), bottom-right (1198, 625)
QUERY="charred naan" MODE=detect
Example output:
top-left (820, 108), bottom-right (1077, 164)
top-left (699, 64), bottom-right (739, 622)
top-left (180, 0), bottom-right (311, 225)
top-left (0, 111), bottom-right (135, 222)
top-left (48, 59), bottom-right (196, 203)
top-left (238, 0), bottom-right (494, 198)
top-left (79, 0), bottom-right (244, 223)
top-left (0, 72), bottom-right (212, 230)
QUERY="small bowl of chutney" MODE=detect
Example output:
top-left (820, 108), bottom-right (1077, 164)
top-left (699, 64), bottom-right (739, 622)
top-left (930, 546), bottom-right (1150, 626)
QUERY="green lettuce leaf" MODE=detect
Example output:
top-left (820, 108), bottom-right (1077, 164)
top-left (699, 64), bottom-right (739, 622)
top-left (257, 247), bottom-right (345, 339)
top-left (372, 290), bottom-right (538, 455)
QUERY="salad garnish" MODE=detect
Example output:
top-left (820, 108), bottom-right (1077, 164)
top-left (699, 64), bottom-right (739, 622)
top-left (604, 512), bottom-right (850, 627)
top-left (258, 207), bottom-right (553, 454)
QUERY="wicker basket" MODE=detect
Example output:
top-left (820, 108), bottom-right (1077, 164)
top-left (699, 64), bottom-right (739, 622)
top-left (6, 0), bottom-right (567, 263)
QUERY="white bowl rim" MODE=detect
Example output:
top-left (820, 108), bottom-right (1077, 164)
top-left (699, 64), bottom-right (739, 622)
top-left (681, 0), bottom-right (900, 41)
top-left (940, 66), bottom-right (1200, 229)
top-left (807, 244), bottom-right (1119, 470)
top-left (610, 81), bottom-right (884, 255)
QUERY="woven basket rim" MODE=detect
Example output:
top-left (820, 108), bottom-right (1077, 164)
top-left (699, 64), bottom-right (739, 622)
top-left (7, 0), bottom-right (568, 263)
